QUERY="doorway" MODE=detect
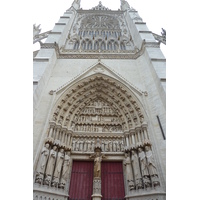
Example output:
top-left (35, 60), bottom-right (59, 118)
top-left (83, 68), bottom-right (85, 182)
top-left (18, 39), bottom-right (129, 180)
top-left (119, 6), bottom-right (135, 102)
top-left (69, 161), bottom-right (94, 200)
top-left (101, 162), bottom-right (125, 200)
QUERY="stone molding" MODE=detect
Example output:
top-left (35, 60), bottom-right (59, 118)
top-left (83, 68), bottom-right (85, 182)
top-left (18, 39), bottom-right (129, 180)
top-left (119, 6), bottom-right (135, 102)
top-left (40, 40), bottom-right (160, 59)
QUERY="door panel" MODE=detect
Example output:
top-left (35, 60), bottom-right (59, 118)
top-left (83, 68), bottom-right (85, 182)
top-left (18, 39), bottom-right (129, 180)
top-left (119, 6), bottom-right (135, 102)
top-left (69, 161), bottom-right (94, 200)
top-left (101, 162), bottom-right (125, 200)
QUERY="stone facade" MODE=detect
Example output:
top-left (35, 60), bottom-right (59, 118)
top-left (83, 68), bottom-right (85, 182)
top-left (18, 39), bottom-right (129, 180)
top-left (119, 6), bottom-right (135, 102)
top-left (33, 1), bottom-right (166, 199)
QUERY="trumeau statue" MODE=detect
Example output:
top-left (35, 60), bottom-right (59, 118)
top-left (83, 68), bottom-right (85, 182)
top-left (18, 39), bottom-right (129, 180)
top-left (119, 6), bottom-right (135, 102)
top-left (52, 148), bottom-right (65, 187)
top-left (35, 143), bottom-right (50, 183)
top-left (90, 151), bottom-right (105, 178)
top-left (59, 152), bottom-right (71, 189)
top-left (123, 153), bottom-right (135, 190)
top-left (131, 150), bottom-right (143, 189)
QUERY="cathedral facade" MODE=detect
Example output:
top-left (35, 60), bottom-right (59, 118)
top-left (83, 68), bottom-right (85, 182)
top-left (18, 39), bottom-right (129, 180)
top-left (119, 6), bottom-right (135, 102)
top-left (33, 1), bottom-right (166, 199)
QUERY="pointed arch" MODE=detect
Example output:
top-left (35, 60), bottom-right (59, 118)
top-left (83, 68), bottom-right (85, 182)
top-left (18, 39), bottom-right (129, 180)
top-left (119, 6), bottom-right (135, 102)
top-left (51, 74), bottom-right (146, 131)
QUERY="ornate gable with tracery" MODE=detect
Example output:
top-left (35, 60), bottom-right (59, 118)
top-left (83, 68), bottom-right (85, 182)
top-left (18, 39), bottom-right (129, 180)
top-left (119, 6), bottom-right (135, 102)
top-left (62, 3), bottom-right (135, 53)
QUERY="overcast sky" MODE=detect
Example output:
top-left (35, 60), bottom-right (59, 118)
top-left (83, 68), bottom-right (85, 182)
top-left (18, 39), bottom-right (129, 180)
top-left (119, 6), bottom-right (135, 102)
top-left (33, 0), bottom-right (166, 55)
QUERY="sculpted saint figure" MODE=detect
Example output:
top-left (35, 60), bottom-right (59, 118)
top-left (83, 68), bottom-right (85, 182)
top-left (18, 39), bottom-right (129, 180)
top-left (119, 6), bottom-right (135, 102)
top-left (113, 141), bottom-right (117, 152)
top-left (123, 153), bottom-right (135, 190)
top-left (138, 147), bottom-right (151, 187)
top-left (83, 139), bottom-right (87, 152)
top-left (35, 143), bottom-right (50, 183)
top-left (44, 145), bottom-right (57, 185)
top-left (108, 141), bottom-right (113, 152)
top-left (101, 140), bottom-right (105, 152)
top-left (87, 140), bottom-right (92, 152)
top-left (90, 151), bottom-right (105, 178)
top-left (59, 152), bottom-right (71, 189)
top-left (52, 148), bottom-right (65, 187)
top-left (145, 146), bottom-right (160, 186)
top-left (145, 146), bottom-right (158, 176)
top-left (116, 141), bottom-right (121, 152)
top-left (131, 150), bottom-right (143, 189)
top-left (104, 140), bottom-right (109, 152)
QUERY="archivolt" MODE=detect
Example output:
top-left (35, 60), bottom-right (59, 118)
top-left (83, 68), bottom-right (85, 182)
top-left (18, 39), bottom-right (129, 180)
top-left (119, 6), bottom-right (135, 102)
top-left (51, 74), bottom-right (146, 132)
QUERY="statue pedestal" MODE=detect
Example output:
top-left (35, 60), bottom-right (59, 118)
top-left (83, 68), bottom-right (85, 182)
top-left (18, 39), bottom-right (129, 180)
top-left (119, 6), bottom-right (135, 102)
top-left (92, 178), bottom-right (102, 200)
top-left (91, 194), bottom-right (102, 200)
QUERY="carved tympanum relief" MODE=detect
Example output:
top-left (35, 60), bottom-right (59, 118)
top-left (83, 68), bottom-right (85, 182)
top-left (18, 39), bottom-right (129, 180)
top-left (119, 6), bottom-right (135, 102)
top-left (74, 99), bottom-right (123, 133)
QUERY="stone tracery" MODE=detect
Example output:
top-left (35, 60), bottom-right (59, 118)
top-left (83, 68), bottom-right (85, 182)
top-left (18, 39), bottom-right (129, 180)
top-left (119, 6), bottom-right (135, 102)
top-left (64, 9), bottom-right (135, 51)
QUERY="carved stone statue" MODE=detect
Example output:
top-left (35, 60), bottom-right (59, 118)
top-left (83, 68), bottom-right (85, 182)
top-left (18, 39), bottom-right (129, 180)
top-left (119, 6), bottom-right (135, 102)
top-left (138, 147), bottom-right (151, 187)
top-left (44, 145), bottom-right (57, 185)
top-left (87, 140), bottom-right (92, 151)
top-left (101, 140), bottom-right (105, 151)
top-left (108, 140), bottom-right (113, 152)
top-left (75, 140), bottom-right (80, 151)
top-left (59, 152), bottom-right (71, 189)
top-left (83, 139), bottom-right (87, 152)
top-left (52, 148), bottom-right (65, 187)
top-left (72, 140), bottom-right (75, 151)
top-left (104, 140), bottom-right (109, 152)
top-left (131, 150), bottom-right (143, 189)
top-left (35, 143), bottom-right (50, 184)
top-left (113, 141), bottom-right (117, 152)
top-left (90, 151), bottom-right (105, 178)
top-left (116, 141), bottom-right (121, 152)
top-left (79, 139), bottom-right (84, 151)
top-left (120, 141), bottom-right (124, 152)
top-left (123, 153), bottom-right (135, 190)
top-left (145, 146), bottom-right (160, 187)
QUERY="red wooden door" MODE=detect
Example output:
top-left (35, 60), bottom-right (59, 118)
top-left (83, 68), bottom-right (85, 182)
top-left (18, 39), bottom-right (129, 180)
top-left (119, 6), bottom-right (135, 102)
top-left (101, 162), bottom-right (125, 200)
top-left (69, 161), bottom-right (94, 200)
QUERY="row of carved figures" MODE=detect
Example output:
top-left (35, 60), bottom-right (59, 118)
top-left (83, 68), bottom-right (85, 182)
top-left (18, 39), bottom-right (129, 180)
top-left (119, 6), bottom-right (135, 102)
top-left (72, 138), bottom-right (125, 152)
top-left (124, 145), bottom-right (160, 190)
top-left (76, 115), bottom-right (120, 123)
top-left (74, 124), bottom-right (122, 132)
top-left (35, 143), bottom-right (160, 191)
top-left (35, 143), bottom-right (71, 189)
top-left (80, 107), bottom-right (117, 115)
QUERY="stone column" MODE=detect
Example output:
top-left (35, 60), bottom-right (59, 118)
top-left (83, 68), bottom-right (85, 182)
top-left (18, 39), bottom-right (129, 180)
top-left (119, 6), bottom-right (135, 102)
top-left (48, 126), bottom-right (54, 138)
top-left (131, 132), bottom-right (135, 145)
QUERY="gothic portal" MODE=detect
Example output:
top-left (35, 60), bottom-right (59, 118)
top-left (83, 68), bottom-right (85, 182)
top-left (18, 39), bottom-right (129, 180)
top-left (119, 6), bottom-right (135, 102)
top-left (33, 1), bottom-right (166, 200)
